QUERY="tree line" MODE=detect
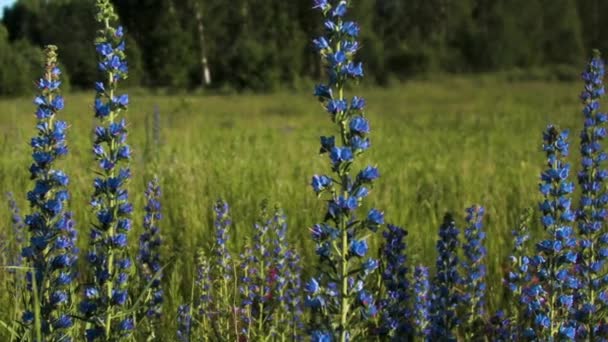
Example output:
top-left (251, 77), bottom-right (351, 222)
top-left (0, 0), bottom-right (605, 95)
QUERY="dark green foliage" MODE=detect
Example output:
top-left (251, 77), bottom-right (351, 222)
top-left (0, 0), bottom-right (604, 95)
top-left (0, 24), bottom-right (42, 96)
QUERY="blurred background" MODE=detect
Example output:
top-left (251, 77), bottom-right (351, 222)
top-left (0, 0), bottom-right (606, 96)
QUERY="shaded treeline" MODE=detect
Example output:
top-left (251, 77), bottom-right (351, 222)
top-left (0, 0), bottom-right (606, 95)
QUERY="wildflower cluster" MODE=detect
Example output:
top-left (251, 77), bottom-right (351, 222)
top-left (577, 50), bottom-right (608, 337)
top-left (9, 0), bottom-right (608, 341)
top-left (308, 0), bottom-right (383, 340)
top-left (523, 125), bottom-right (578, 339)
top-left (379, 224), bottom-right (410, 337)
top-left (505, 208), bottom-right (533, 339)
top-left (412, 266), bottom-right (431, 339)
top-left (461, 205), bottom-right (487, 337)
top-left (7, 191), bottom-right (25, 267)
top-left (429, 214), bottom-right (463, 340)
top-left (80, 0), bottom-right (134, 339)
top-left (137, 178), bottom-right (163, 333)
top-left (268, 207), bottom-right (303, 339)
top-left (238, 205), bottom-right (273, 339)
top-left (20, 45), bottom-right (78, 341)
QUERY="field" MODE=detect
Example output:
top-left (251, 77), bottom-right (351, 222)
top-left (0, 77), bottom-right (582, 303)
top-left (0, 76), bottom-right (584, 315)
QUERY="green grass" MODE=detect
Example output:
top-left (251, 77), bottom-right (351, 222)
top-left (0, 76), bottom-right (585, 335)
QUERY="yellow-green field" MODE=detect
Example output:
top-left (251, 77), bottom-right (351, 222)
top-left (0, 76), bottom-right (585, 324)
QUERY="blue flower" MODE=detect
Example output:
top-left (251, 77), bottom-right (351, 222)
top-left (349, 239), bottom-right (368, 257)
top-left (577, 50), bottom-right (608, 336)
top-left (367, 208), bottom-right (384, 226)
top-left (312, 175), bottom-right (332, 193)
top-left (341, 21), bottom-right (359, 37)
top-left (527, 124), bottom-right (579, 339)
top-left (413, 266), bottom-right (431, 338)
top-left (380, 224), bottom-right (411, 335)
top-left (315, 84), bottom-right (333, 99)
top-left (310, 1), bottom-right (384, 338)
top-left (311, 330), bottom-right (333, 342)
top-left (331, 1), bottom-right (347, 17)
top-left (349, 116), bottom-right (369, 134)
top-left (329, 146), bottom-right (353, 166)
top-left (326, 99), bottom-right (348, 115)
top-left (430, 214), bottom-right (462, 340)
top-left (313, 37), bottom-right (330, 51)
top-left (176, 305), bottom-right (192, 341)
top-left (357, 166), bottom-right (379, 182)
top-left (22, 45), bottom-right (78, 341)
top-left (83, 2), bottom-right (134, 338)
top-left (312, 0), bottom-right (330, 11)
top-left (462, 205), bottom-right (487, 337)
top-left (351, 96), bottom-right (365, 110)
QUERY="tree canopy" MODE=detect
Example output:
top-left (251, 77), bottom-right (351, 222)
top-left (0, 0), bottom-right (605, 95)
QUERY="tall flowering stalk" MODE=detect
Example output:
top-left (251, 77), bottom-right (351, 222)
top-left (379, 224), bottom-right (410, 338)
top-left (21, 45), bottom-right (78, 341)
top-left (461, 205), bottom-right (487, 338)
top-left (283, 250), bottom-right (304, 340)
top-left (308, 0), bottom-right (383, 340)
top-left (249, 206), bottom-right (272, 338)
top-left (137, 178), bottom-right (163, 335)
top-left (209, 200), bottom-right (235, 339)
top-left (176, 304), bottom-right (193, 342)
top-left (526, 125), bottom-right (578, 339)
top-left (237, 209), bottom-right (267, 341)
top-left (195, 254), bottom-right (213, 341)
top-left (7, 192), bottom-right (25, 268)
top-left (81, 0), bottom-right (134, 339)
top-left (412, 266), bottom-right (431, 339)
top-left (505, 208), bottom-right (533, 339)
top-left (576, 50), bottom-right (608, 338)
top-left (429, 214), bottom-right (462, 341)
top-left (269, 207), bottom-right (303, 340)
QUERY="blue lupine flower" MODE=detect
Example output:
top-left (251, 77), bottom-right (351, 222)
top-left (311, 330), bottom-right (333, 342)
top-left (268, 208), bottom-right (304, 339)
top-left (6, 192), bottom-right (25, 268)
top-left (314, 37), bottom-right (331, 51)
top-left (206, 199), bottom-right (236, 339)
top-left (326, 99), bottom-right (348, 116)
top-left (329, 146), bottom-right (353, 166)
top-left (194, 255), bottom-right (213, 331)
top-left (351, 96), bottom-right (365, 110)
top-left (21, 45), bottom-right (78, 341)
top-left (309, 0), bottom-right (384, 339)
top-left (82, 1), bottom-right (134, 339)
top-left (313, 0), bottom-right (330, 11)
top-left (238, 204), bottom-right (277, 338)
top-left (525, 125), bottom-right (579, 339)
top-left (137, 178), bottom-right (163, 324)
top-left (430, 214), bottom-right (462, 340)
top-left (349, 116), bottom-right (370, 134)
top-left (577, 50), bottom-right (608, 339)
top-left (212, 199), bottom-right (232, 276)
top-left (176, 305), bottom-right (192, 342)
top-left (380, 224), bottom-right (410, 337)
top-left (349, 239), bottom-right (368, 257)
top-left (357, 166), bottom-right (379, 183)
top-left (462, 205), bottom-right (487, 338)
top-left (312, 175), bottom-right (333, 193)
top-left (505, 208), bottom-right (532, 339)
top-left (413, 266), bottom-right (431, 339)
top-left (367, 209), bottom-right (384, 226)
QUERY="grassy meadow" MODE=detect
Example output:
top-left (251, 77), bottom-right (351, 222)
top-left (0, 76), bottom-right (586, 329)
